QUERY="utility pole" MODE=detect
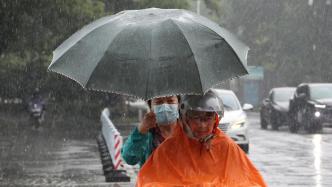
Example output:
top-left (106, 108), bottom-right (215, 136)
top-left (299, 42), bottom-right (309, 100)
top-left (196, 0), bottom-right (201, 15)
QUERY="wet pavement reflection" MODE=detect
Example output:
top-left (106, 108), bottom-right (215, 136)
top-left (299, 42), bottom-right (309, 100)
top-left (1, 112), bottom-right (332, 186)
top-left (248, 112), bottom-right (332, 187)
top-left (0, 112), bottom-right (131, 186)
top-left (313, 134), bottom-right (321, 187)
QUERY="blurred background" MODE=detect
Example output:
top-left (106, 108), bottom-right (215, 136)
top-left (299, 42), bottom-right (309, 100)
top-left (1, 0), bottom-right (331, 120)
top-left (0, 0), bottom-right (331, 185)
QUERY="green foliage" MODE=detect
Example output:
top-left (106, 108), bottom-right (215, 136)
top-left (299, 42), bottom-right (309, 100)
top-left (104, 0), bottom-right (135, 13)
top-left (206, 0), bottom-right (332, 86)
top-left (1, 0), bottom-right (105, 55)
top-left (0, 0), bottom-right (108, 113)
top-left (138, 0), bottom-right (189, 9)
top-left (4, 0), bottom-right (330, 120)
top-left (1, 0), bottom-right (191, 119)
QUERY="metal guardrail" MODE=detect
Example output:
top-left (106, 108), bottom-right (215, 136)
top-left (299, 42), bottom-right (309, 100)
top-left (98, 108), bottom-right (130, 182)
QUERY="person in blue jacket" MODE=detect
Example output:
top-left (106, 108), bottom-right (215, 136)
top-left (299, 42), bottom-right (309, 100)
top-left (121, 96), bottom-right (180, 167)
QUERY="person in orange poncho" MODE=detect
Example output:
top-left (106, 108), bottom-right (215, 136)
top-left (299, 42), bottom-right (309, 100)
top-left (136, 90), bottom-right (267, 187)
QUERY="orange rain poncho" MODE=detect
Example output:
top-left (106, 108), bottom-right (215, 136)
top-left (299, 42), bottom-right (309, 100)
top-left (136, 124), bottom-right (267, 187)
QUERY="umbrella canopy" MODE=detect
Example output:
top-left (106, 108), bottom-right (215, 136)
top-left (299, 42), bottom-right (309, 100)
top-left (48, 8), bottom-right (249, 100)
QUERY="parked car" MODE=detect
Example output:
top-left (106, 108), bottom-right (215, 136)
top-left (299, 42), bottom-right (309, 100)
top-left (260, 87), bottom-right (296, 130)
top-left (212, 89), bottom-right (253, 153)
top-left (288, 83), bottom-right (332, 133)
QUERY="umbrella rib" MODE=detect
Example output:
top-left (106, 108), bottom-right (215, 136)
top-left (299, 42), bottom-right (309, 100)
top-left (169, 19), bottom-right (204, 93)
top-left (183, 16), bottom-right (249, 76)
top-left (50, 13), bottom-right (127, 67)
top-left (84, 26), bottom-right (131, 87)
top-left (50, 9), bottom-right (249, 100)
top-left (47, 68), bottom-right (87, 89)
top-left (49, 64), bottom-right (145, 100)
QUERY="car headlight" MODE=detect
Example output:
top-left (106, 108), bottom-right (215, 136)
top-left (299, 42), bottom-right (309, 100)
top-left (315, 104), bottom-right (326, 109)
top-left (229, 119), bottom-right (246, 129)
top-left (314, 111), bottom-right (321, 118)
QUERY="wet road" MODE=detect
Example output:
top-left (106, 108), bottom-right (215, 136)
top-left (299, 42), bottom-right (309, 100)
top-left (0, 131), bottom-right (108, 186)
top-left (0, 112), bottom-right (132, 186)
top-left (1, 112), bottom-right (332, 186)
top-left (248, 112), bottom-right (332, 187)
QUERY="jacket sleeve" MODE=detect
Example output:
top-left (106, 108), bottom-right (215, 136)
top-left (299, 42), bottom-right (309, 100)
top-left (121, 127), bottom-right (150, 165)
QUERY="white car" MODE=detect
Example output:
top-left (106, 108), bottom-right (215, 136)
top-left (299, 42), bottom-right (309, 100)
top-left (212, 89), bottom-right (253, 153)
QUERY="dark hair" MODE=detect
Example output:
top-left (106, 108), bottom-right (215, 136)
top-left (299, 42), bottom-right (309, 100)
top-left (147, 95), bottom-right (181, 109)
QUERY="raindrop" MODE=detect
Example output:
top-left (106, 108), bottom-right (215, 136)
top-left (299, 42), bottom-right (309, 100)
top-left (313, 11), bottom-right (317, 16)
top-left (308, 0), bottom-right (314, 6)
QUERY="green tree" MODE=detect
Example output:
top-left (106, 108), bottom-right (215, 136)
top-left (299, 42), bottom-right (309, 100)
top-left (0, 0), bottom-right (105, 98)
top-left (138, 0), bottom-right (188, 9)
top-left (206, 0), bottom-right (332, 87)
top-left (0, 0), bottom-right (191, 119)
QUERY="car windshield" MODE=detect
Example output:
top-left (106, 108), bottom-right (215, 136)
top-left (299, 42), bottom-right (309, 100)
top-left (273, 89), bottom-right (295, 102)
top-left (309, 85), bottom-right (332, 100)
top-left (216, 92), bottom-right (240, 111)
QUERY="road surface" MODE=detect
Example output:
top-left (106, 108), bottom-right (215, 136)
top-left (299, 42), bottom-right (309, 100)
top-left (1, 112), bottom-right (332, 186)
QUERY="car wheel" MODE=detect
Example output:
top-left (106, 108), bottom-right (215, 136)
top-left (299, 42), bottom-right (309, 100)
top-left (285, 115), bottom-right (292, 128)
top-left (239, 144), bottom-right (249, 154)
top-left (260, 114), bottom-right (268, 129)
top-left (270, 113), bottom-right (279, 130)
top-left (289, 122), bottom-right (299, 133)
top-left (306, 121), bottom-right (322, 133)
top-left (304, 117), bottom-right (313, 133)
top-left (315, 123), bottom-right (323, 132)
top-left (289, 112), bottom-right (299, 133)
top-left (300, 108), bottom-right (320, 133)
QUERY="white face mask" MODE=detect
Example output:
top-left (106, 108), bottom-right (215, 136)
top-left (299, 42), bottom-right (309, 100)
top-left (153, 104), bottom-right (179, 125)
